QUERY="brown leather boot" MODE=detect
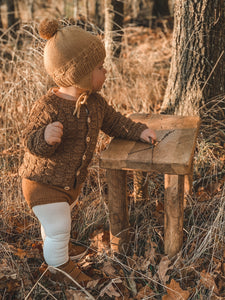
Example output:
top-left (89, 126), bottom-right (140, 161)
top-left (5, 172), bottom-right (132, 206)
top-left (56, 259), bottom-right (92, 286)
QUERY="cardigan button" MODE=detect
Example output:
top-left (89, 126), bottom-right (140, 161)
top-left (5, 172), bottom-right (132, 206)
top-left (76, 170), bottom-right (80, 176)
top-left (87, 117), bottom-right (91, 123)
top-left (86, 136), bottom-right (90, 143)
top-left (64, 186), bottom-right (70, 191)
top-left (82, 154), bottom-right (86, 160)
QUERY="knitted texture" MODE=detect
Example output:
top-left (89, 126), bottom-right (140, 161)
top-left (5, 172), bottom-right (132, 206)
top-left (39, 19), bottom-right (106, 90)
top-left (19, 89), bottom-right (148, 191)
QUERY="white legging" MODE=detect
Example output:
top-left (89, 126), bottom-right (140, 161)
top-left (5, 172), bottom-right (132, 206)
top-left (33, 202), bottom-right (71, 267)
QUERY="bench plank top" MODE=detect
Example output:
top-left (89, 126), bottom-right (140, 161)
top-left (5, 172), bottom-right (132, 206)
top-left (100, 114), bottom-right (200, 175)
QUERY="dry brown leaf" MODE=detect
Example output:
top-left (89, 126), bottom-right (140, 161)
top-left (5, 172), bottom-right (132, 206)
top-left (126, 256), bottom-right (137, 269)
top-left (65, 289), bottom-right (89, 300)
top-left (102, 261), bottom-right (117, 277)
top-left (145, 240), bottom-right (158, 265)
top-left (99, 279), bottom-right (122, 298)
top-left (135, 285), bottom-right (154, 299)
top-left (90, 228), bottom-right (110, 251)
top-left (15, 248), bottom-right (27, 259)
top-left (86, 279), bottom-right (100, 289)
top-left (157, 256), bottom-right (172, 284)
top-left (0, 275), bottom-right (20, 293)
top-left (162, 279), bottom-right (190, 300)
top-left (200, 270), bottom-right (219, 295)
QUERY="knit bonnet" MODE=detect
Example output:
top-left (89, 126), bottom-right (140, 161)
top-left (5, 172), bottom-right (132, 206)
top-left (39, 19), bottom-right (106, 91)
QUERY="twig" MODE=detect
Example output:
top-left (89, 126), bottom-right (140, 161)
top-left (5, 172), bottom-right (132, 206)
top-left (24, 267), bottom-right (49, 300)
top-left (201, 50), bottom-right (224, 92)
top-left (49, 266), bottom-right (95, 300)
top-left (37, 282), bottom-right (58, 300)
top-left (112, 255), bottom-right (187, 300)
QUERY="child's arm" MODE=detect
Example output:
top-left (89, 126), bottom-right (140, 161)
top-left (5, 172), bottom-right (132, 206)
top-left (100, 96), bottom-right (156, 142)
top-left (22, 99), bottom-right (61, 157)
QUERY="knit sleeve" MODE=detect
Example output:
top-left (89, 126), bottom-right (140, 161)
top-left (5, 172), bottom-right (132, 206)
top-left (22, 98), bottom-right (59, 157)
top-left (100, 96), bottom-right (148, 141)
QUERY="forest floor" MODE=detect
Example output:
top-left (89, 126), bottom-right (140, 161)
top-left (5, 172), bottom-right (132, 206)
top-left (1, 21), bottom-right (225, 300)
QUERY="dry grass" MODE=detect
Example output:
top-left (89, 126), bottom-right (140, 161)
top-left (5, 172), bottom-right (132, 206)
top-left (1, 20), bottom-right (225, 299)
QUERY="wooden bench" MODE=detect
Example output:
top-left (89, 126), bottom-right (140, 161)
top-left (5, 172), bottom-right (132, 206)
top-left (100, 114), bottom-right (200, 258)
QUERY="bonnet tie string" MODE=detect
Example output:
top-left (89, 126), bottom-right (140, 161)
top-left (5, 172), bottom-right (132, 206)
top-left (73, 91), bottom-right (90, 118)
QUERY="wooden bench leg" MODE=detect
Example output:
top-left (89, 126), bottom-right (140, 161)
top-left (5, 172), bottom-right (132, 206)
top-left (164, 174), bottom-right (184, 258)
top-left (107, 169), bottom-right (130, 253)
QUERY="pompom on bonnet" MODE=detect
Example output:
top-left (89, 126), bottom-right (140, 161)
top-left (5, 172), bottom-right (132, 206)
top-left (39, 19), bottom-right (106, 91)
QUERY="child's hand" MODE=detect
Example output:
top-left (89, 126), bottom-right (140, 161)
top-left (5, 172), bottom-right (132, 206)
top-left (44, 122), bottom-right (63, 145)
top-left (140, 128), bottom-right (157, 144)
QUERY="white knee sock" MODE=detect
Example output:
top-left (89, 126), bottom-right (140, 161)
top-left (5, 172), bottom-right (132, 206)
top-left (41, 224), bottom-right (46, 241)
top-left (33, 202), bottom-right (71, 267)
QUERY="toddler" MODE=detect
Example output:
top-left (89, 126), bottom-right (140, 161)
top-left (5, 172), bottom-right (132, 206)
top-left (20, 19), bottom-right (156, 285)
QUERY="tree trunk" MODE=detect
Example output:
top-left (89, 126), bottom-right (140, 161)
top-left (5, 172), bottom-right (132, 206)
top-left (73, 0), bottom-right (78, 19)
top-left (111, 0), bottom-right (124, 57)
top-left (84, 0), bottom-right (88, 19)
top-left (7, 0), bottom-right (17, 29)
top-left (153, 0), bottom-right (171, 17)
top-left (95, 0), bottom-right (103, 28)
top-left (26, 0), bottom-right (34, 21)
top-left (168, 0), bottom-right (174, 16)
top-left (104, 0), bottom-right (124, 59)
top-left (0, 6), bottom-right (3, 31)
top-left (104, 0), bottom-right (114, 62)
top-left (161, 0), bottom-right (225, 117)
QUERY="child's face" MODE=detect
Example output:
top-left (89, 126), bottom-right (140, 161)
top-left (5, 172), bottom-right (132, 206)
top-left (92, 61), bottom-right (107, 92)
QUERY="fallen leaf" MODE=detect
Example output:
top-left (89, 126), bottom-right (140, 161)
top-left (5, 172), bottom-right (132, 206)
top-left (99, 279), bottom-right (122, 298)
top-left (102, 261), bottom-right (117, 277)
top-left (156, 199), bottom-right (164, 212)
top-left (158, 256), bottom-right (172, 284)
top-left (86, 279), bottom-right (100, 289)
top-left (162, 279), bottom-right (190, 300)
top-left (197, 187), bottom-right (210, 202)
top-left (17, 248), bottom-right (28, 259)
top-left (0, 275), bottom-right (20, 293)
top-left (90, 228), bottom-right (110, 251)
top-left (136, 285), bottom-right (154, 299)
top-left (200, 270), bottom-right (219, 295)
top-left (65, 289), bottom-right (89, 299)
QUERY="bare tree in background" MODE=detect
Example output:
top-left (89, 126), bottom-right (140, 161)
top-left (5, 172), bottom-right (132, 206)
top-left (0, 0), bottom-right (3, 30)
top-left (161, 0), bottom-right (225, 118)
top-left (104, 0), bottom-right (113, 61)
top-left (111, 0), bottom-right (124, 57)
top-left (7, 0), bottom-right (18, 29)
top-left (104, 0), bottom-right (124, 58)
top-left (95, 0), bottom-right (103, 28)
top-left (73, 0), bottom-right (78, 19)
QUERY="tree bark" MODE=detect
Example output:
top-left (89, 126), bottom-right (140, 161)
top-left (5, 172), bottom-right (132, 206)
top-left (0, 5), bottom-right (3, 31)
top-left (95, 0), bottom-right (103, 28)
top-left (111, 0), bottom-right (124, 57)
top-left (73, 0), bottom-right (78, 19)
top-left (104, 0), bottom-right (114, 61)
top-left (161, 0), bottom-right (225, 117)
top-left (7, 0), bottom-right (17, 29)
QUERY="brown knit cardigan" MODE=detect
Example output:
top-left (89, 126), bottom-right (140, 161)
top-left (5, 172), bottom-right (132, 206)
top-left (19, 88), bottom-right (148, 190)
